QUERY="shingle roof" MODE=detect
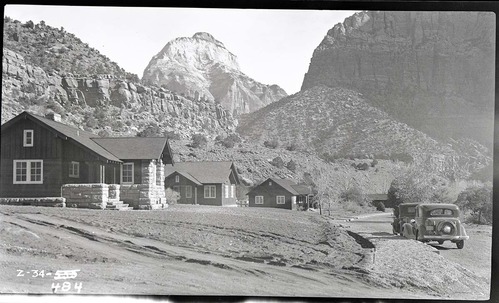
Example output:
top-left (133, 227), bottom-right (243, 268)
top-left (248, 178), bottom-right (314, 196)
top-left (290, 184), bottom-right (314, 195)
top-left (271, 178), bottom-right (300, 195)
top-left (92, 137), bottom-right (170, 160)
top-left (367, 194), bottom-right (388, 201)
top-left (2, 112), bottom-right (122, 162)
top-left (165, 161), bottom-right (238, 184)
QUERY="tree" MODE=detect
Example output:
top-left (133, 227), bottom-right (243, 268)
top-left (137, 124), bottom-right (162, 137)
top-left (286, 160), bottom-right (297, 172)
top-left (455, 185), bottom-right (492, 224)
top-left (271, 156), bottom-right (284, 168)
top-left (191, 134), bottom-right (208, 148)
top-left (263, 138), bottom-right (279, 149)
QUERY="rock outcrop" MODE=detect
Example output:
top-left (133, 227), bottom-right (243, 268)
top-left (301, 11), bottom-right (495, 146)
top-left (2, 48), bottom-right (237, 137)
top-left (142, 32), bottom-right (287, 115)
top-left (237, 86), bottom-right (491, 179)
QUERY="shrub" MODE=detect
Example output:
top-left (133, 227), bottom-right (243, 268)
top-left (372, 201), bottom-right (386, 212)
top-left (286, 160), bottom-right (297, 172)
top-left (164, 188), bottom-right (180, 205)
top-left (263, 138), bottom-right (279, 149)
top-left (371, 159), bottom-right (378, 167)
top-left (164, 131), bottom-right (181, 140)
top-left (222, 134), bottom-right (241, 148)
top-left (137, 124), bottom-right (163, 137)
top-left (271, 156), bottom-right (285, 168)
top-left (191, 134), bottom-right (208, 148)
top-left (286, 142), bottom-right (299, 151)
top-left (356, 162), bottom-right (369, 171)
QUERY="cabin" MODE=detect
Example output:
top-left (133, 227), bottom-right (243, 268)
top-left (247, 178), bottom-right (314, 210)
top-left (367, 193), bottom-right (390, 208)
top-left (0, 111), bottom-right (173, 209)
top-left (164, 161), bottom-right (240, 206)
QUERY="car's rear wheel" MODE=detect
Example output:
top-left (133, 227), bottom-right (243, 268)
top-left (456, 240), bottom-right (464, 249)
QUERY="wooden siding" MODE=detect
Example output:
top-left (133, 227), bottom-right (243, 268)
top-left (248, 182), bottom-right (294, 210)
top-left (165, 172), bottom-right (237, 206)
top-left (0, 117), bottom-right (116, 198)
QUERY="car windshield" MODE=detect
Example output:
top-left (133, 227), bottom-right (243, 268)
top-left (428, 208), bottom-right (454, 217)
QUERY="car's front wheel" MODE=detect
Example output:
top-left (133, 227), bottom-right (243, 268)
top-left (456, 240), bottom-right (464, 249)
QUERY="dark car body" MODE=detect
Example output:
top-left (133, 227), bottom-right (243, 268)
top-left (392, 203), bottom-right (419, 235)
top-left (410, 203), bottom-right (469, 249)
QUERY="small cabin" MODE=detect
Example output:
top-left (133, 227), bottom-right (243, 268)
top-left (247, 178), bottom-right (313, 210)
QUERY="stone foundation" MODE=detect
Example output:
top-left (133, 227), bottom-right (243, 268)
top-left (62, 183), bottom-right (109, 209)
top-left (0, 197), bottom-right (66, 207)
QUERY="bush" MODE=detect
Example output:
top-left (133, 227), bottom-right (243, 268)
top-left (164, 188), bottom-right (180, 205)
top-left (371, 159), bottom-right (378, 167)
top-left (263, 138), bottom-right (279, 149)
top-left (356, 162), bottom-right (369, 171)
top-left (340, 185), bottom-right (366, 206)
top-left (191, 134), bottom-right (208, 148)
top-left (286, 160), bottom-right (297, 172)
top-left (164, 131), bottom-right (181, 140)
top-left (271, 156), bottom-right (285, 168)
top-left (286, 142), bottom-right (299, 151)
top-left (373, 201), bottom-right (386, 212)
top-left (222, 134), bottom-right (241, 148)
top-left (137, 124), bottom-right (163, 137)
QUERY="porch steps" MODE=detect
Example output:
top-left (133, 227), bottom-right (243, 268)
top-left (105, 200), bottom-right (133, 211)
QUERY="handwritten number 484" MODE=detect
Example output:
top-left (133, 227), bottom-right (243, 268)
top-left (52, 282), bottom-right (83, 293)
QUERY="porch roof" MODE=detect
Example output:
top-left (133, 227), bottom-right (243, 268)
top-left (92, 137), bottom-right (171, 161)
top-left (165, 161), bottom-right (238, 184)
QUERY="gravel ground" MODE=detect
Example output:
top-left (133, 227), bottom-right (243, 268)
top-left (0, 205), bottom-right (490, 299)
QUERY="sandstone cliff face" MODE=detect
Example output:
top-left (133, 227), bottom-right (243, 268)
top-left (142, 32), bottom-right (287, 115)
top-left (301, 11), bottom-right (495, 145)
top-left (2, 48), bottom-right (236, 137)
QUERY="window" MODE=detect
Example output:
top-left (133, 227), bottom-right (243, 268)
top-left (225, 184), bottom-right (229, 198)
top-left (186, 185), bottom-right (192, 198)
top-left (23, 130), bottom-right (34, 147)
top-left (276, 196), bottom-right (285, 204)
top-left (255, 196), bottom-right (264, 204)
top-left (204, 185), bottom-right (216, 198)
top-left (69, 161), bottom-right (80, 178)
top-left (231, 185), bottom-right (235, 198)
top-left (175, 175), bottom-right (180, 183)
top-left (13, 160), bottom-right (43, 184)
top-left (121, 163), bottom-right (134, 184)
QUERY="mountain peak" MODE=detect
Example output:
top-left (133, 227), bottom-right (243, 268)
top-left (192, 32), bottom-right (223, 46)
top-left (143, 33), bottom-right (287, 115)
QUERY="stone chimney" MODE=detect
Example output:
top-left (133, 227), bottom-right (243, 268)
top-left (46, 112), bottom-right (61, 122)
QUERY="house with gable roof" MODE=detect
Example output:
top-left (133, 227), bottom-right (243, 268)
top-left (247, 178), bottom-right (314, 210)
top-left (164, 161), bottom-right (240, 206)
top-left (0, 111), bottom-right (172, 209)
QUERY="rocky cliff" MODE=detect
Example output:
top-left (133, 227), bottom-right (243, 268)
top-left (237, 86), bottom-right (491, 180)
top-left (301, 11), bottom-right (495, 146)
top-left (142, 32), bottom-right (287, 115)
top-left (2, 48), bottom-right (237, 137)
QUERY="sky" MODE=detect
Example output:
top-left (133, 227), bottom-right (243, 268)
top-left (4, 5), bottom-right (358, 94)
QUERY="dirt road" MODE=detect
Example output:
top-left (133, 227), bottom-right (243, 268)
top-left (337, 212), bottom-right (492, 286)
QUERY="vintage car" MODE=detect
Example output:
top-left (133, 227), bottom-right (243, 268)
top-left (392, 203), bottom-right (420, 235)
top-left (401, 203), bottom-right (469, 249)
